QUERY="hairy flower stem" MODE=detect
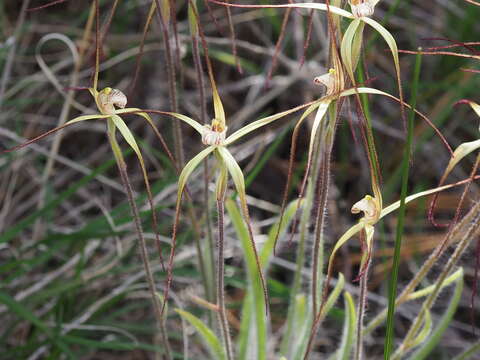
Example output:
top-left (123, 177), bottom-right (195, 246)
top-left (280, 177), bottom-right (314, 356)
top-left (204, 158), bottom-right (216, 305)
top-left (280, 130), bottom-right (322, 356)
top-left (192, 33), bottom-right (216, 306)
top-left (216, 199), bottom-right (234, 360)
top-left (393, 201), bottom-right (480, 358)
top-left (312, 103), bottom-right (337, 316)
top-left (154, 0), bottom-right (184, 167)
top-left (355, 255), bottom-right (371, 360)
top-left (311, 143), bottom-right (331, 316)
top-left (109, 130), bottom-right (172, 360)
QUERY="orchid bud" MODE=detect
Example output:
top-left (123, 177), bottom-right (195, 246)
top-left (97, 87), bottom-right (127, 115)
top-left (202, 119), bottom-right (227, 146)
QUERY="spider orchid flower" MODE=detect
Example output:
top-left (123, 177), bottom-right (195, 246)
top-left (326, 180), bottom-right (468, 285)
top-left (157, 68), bottom-right (324, 318)
top-left (4, 84), bottom-right (176, 271)
top-left (349, 0), bottom-right (380, 18)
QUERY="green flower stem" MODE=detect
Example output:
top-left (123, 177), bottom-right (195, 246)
top-left (355, 255), bottom-right (371, 360)
top-left (216, 198), bottom-right (234, 360)
top-left (384, 51), bottom-right (422, 360)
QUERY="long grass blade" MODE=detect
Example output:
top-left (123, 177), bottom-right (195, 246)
top-left (384, 51), bottom-right (422, 359)
top-left (408, 268), bottom-right (464, 360)
top-left (337, 291), bottom-right (357, 360)
top-left (226, 198), bottom-right (267, 360)
top-left (217, 147), bottom-right (269, 313)
top-left (176, 309), bottom-right (227, 360)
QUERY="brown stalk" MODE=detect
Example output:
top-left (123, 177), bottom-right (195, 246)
top-left (225, 1), bottom-right (242, 74)
top-left (216, 197), bottom-right (234, 360)
top-left (154, 0), bottom-right (185, 167)
top-left (114, 157), bottom-right (172, 360)
top-left (27, 0), bottom-right (67, 11)
top-left (265, 8), bottom-right (292, 89)
top-left (300, 9), bottom-right (315, 67)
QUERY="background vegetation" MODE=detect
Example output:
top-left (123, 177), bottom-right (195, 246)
top-left (1, 0), bottom-right (480, 359)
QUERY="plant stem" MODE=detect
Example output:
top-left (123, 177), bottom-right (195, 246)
top-left (311, 101), bottom-right (337, 317)
top-left (108, 122), bottom-right (171, 360)
top-left (192, 31), bottom-right (216, 307)
top-left (154, 0), bottom-right (184, 167)
top-left (384, 51), bottom-right (422, 360)
top-left (280, 147), bottom-right (316, 357)
top-left (355, 255), bottom-right (371, 360)
top-left (217, 198), bottom-right (234, 360)
top-left (204, 158), bottom-right (217, 305)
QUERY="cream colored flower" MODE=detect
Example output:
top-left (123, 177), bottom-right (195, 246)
top-left (352, 195), bottom-right (380, 224)
top-left (97, 87), bottom-right (127, 115)
top-left (202, 118), bottom-right (227, 146)
top-left (349, 0), bottom-right (380, 18)
top-left (314, 68), bottom-right (344, 96)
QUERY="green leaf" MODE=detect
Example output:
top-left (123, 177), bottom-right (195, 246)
top-left (188, 0), bottom-right (199, 37)
top-left (0, 157), bottom-right (117, 244)
top-left (175, 309), bottom-right (226, 360)
top-left (338, 291), bottom-right (356, 360)
top-left (340, 18), bottom-right (362, 82)
top-left (237, 292), bottom-right (254, 360)
top-left (409, 268), bottom-right (464, 360)
top-left (452, 342), bottom-right (480, 360)
top-left (406, 268), bottom-right (463, 301)
top-left (304, 100), bottom-right (331, 181)
top-left (408, 309), bottom-right (432, 349)
top-left (385, 51), bottom-right (422, 359)
top-left (321, 273), bottom-right (345, 320)
top-left (225, 198), bottom-right (267, 360)
top-left (0, 290), bottom-right (73, 357)
top-left (261, 199), bottom-right (300, 266)
top-left (290, 294), bottom-right (310, 360)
